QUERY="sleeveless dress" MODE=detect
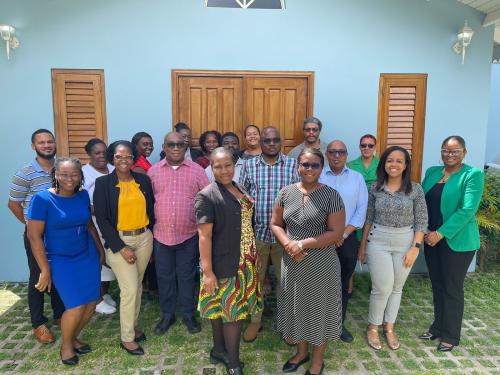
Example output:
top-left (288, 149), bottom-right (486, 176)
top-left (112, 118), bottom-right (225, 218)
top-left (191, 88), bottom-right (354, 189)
top-left (276, 184), bottom-right (344, 346)
top-left (198, 195), bottom-right (262, 322)
top-left (28, 190), bottom-right (101, 309)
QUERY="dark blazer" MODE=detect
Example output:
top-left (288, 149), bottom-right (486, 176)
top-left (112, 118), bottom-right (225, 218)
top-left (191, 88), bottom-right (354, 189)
top-left (195, 181), bottom-right (250, 278)
top-left (93, 170), bottom-right (155, 253)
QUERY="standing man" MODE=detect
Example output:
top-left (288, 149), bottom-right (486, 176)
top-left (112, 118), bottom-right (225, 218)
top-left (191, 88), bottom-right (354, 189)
top-left (148, 132), bottom-right (209, 335)
top-left (287, 117), bottom-right (328, 159)
top-left (348, 134), bottom-right (379, 189)
top-left (8, 129), bottom-right (65, 343)
top-left (174, 122), bottom-right (203, 161)
top-left (205, 132), bottom-right (245, 183)
top-left (320, 140), bottom-right (368, 342)
top-left (239, 126), bottom-right (299, 342)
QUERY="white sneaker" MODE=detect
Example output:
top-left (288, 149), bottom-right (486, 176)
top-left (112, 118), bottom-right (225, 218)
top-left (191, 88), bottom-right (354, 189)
top-left (95, 300), bottom-right (116, 314)
top-left (103, 294), bottom-right (117, 307)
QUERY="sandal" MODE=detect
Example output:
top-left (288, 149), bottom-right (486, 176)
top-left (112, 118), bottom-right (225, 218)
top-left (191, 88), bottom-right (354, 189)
top-left (418, 331), bottom-right (439, 340)
top-left (366, 327), bottom-right (382, 350)
top-left (384, 329), bottom-right (400, 350)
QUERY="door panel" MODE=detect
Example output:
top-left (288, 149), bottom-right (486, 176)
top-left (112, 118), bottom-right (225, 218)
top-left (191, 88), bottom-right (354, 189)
top-left (173, 70), bottom-right (314, 153)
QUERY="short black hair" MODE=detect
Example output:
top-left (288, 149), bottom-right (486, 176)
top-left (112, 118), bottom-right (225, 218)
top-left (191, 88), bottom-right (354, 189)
top-left (84, 138), bottom-right (106, 155)
top-left (174, 122), bottom-right (190, 132)
top-left (302, 116), bottom-right (322, 131)
top-left (131, 132), bottom-right (152, 146)
top-left (31, 129), bottom-right (54, 143)
top-left (222, 132), bottom-right (240, 144)
top-left (298, 147), bottom-right (325, 168)
top-left (199, 130), bottom-right (222, 153)
top-left (359, 134), bottom-right (377, 145)
top-left (106, 140), bottom-right (138, 165)
top-left (244, 124), bottom-right (260, 137)
top-left (441, 135), bottom-right (466, 149)
top-left (375, 146), bottom-right (413, 195)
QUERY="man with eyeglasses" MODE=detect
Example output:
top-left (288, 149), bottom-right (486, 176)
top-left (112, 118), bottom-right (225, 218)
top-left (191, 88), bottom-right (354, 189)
top-left (319, 140), bottom-right (368, 343)
top-left (205, 132), bottom-right (245, 183)
top-left (348, 134), bottom-right (379, 189)
top-left (147, 132), bottom-right (209, 336)
top-left (287, 117), bottom-right (328, 159)
top-left (8, 129), bottom-right (65, 344)
top-left (239, 126), bottom-right (299, 342)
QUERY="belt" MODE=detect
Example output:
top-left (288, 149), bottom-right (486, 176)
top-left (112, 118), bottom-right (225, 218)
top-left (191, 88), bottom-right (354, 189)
top-left (119, 227), bottom-right (147, 236)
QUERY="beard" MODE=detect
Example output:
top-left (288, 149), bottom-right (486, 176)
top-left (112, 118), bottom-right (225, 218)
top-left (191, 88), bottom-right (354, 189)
top-left (36, 148), bottom-right (57, 160)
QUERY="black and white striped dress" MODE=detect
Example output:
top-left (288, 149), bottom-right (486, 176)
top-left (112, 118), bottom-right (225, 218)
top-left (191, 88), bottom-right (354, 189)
top-left (276, 184), bottom-right (344, 346)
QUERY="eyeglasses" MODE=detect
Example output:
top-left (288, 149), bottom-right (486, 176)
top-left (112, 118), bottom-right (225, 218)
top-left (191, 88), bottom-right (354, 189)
top-left (360, 143), bottom-right (375, 149)
top-left (304, 127), bottom-right (319, 133)
top-left (262, 138), bottom-right (281, 145)
top-left (165, 142), bottom-right (185, 149)
top-left (441, 149), bottom-right (463, 156)
top-left (114, 155), bottom-right (134, 161)
top-left (299, 162), bottom-right (322, 170)
top-left (327, 149), bottom-right (348, 157)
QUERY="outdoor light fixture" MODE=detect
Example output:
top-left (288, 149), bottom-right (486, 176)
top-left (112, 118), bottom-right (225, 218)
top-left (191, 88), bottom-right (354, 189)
top-left (0, 24), bottom-right (20, 60)
top-left (453, 20), bottom-right (474, 64)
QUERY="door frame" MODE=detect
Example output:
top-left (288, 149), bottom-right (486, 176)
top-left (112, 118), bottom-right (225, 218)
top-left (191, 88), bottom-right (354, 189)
top-left (171, 69), bottom-right (315, 127)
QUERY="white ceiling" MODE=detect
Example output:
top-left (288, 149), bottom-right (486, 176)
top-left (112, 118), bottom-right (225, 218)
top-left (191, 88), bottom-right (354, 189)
top-left (458, 0), bottom-right (500, 43)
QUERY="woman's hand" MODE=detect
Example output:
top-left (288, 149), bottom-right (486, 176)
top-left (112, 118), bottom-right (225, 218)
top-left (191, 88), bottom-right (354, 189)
top-left (424, 231), bottom-right (443, 247)
top-left (120, 246), bottom-right (136, 264)
top-left (403, 246), bottom-right (419, 268)
top-left (35, 269), bottom-right (52, 292)
top-left (203, 271), bottom-right (218, 295)
top-left (358, 242), bottom-right (366, 263)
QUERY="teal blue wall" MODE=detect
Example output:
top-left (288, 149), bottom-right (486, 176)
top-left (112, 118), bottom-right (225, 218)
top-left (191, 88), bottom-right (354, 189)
top-left (486, 64), bottom-right (500, 163)
top-left (0, 0), bottom-right (493, 280)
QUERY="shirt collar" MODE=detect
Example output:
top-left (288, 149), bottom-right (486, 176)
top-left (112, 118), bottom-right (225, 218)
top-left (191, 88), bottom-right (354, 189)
top-left (159, 158), bottom-right (190, 169)
top-left (31, 158), bottom-right (49, 173)
top-left (257, 153), bottom-right (285, 166)
top-left (324, 164), bottom-right (349, 176)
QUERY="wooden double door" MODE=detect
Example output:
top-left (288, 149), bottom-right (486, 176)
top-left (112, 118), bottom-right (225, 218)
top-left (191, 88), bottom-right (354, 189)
top-left (172, 70), bottom-right (314, 153)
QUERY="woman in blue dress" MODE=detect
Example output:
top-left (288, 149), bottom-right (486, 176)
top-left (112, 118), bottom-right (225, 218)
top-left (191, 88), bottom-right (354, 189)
top-left (27, 157), bottom-right (104, 366)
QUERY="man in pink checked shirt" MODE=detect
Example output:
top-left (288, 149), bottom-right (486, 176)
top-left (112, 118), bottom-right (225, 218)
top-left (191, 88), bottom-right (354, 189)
top-left (148, 132), bottom-right (209, 335)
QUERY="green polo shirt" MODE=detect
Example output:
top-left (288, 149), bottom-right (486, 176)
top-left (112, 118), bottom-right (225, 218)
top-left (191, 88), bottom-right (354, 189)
top-left (348, 156), bottom-right (379, 189)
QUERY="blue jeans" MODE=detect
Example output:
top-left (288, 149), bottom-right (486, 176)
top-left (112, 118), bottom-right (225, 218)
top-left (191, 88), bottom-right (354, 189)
top-left (154, 235), bottom-right (199, 319)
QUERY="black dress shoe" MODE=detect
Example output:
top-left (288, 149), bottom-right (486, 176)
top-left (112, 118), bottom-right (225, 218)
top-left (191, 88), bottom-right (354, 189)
top-left (305, 362), bottom-right (324, 375)
top-left (154, 315), bottom-right (176, 335)
top-left (282, 354), bottom-right (310, 373)
top-left (61, 354), bottom-right (79, 366)
top-left (437, 342), bottom-right (455, 352)
top-left (134, 333), bottom-right (147, 343)
top-left (227, 366), bottom-right (244, 375)
top-left (74, 344), bottom-right (91, 354)
top-left (209, 348), bottom-right (245, 368)
top-left (418, 331), bottom-right (439, 340)
top-left (183, 316), bottom-right (201, 334)
top-left (340, 326), bottom-right (354, 343)
top-left (120, 342), bottom-right (144, 355)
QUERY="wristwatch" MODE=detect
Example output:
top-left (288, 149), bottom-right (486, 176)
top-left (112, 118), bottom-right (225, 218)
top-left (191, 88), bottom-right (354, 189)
top-left (297, 240), bottom-right (304, 251)
top-left (414, 242), bottom-right (422, 248)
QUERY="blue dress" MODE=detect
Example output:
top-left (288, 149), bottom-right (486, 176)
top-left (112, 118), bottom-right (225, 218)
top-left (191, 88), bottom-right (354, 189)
top-left (28, 190), bottom-right (100, 309)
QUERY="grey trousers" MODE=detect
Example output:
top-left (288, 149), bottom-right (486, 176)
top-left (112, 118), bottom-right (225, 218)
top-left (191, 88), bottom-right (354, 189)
top-left (366, 223), bottom-right (414, 325)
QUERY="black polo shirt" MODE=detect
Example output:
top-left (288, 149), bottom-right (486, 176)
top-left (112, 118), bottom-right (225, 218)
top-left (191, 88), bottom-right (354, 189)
top-left (195, 181), bottom-right (246, 278)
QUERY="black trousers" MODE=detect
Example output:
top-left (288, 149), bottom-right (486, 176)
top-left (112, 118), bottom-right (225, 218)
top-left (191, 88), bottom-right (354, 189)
top-left (23, 230), bottom-right (65, 328)
top-left (424, 240), bottom-right (475, 346)
top-left (337, 233), bottom-right (359, 323)
top-left (154, 235), bottom-right (199, 319)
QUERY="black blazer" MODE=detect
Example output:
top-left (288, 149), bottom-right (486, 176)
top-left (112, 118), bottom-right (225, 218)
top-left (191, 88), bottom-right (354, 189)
top-left (195, 181), bottom-right (252, 278)
top-left (93, 170), bottom-right (155, 253)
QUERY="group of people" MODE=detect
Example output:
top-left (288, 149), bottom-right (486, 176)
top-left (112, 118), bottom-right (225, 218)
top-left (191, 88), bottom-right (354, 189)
top-left (8, 117), bottom-right (484, 375)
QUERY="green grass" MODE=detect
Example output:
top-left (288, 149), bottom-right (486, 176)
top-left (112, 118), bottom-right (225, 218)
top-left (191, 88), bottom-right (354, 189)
top-left (0, 271), bottom-right (498, 374)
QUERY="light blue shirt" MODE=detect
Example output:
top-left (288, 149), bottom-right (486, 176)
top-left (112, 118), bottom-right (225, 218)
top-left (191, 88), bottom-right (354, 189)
top-left (319, 165), bottom-right (368, 228)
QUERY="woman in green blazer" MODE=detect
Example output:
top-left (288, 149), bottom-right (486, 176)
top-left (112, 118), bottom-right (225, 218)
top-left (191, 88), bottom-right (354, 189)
top-left (419, 136), bottom-right (484, 352)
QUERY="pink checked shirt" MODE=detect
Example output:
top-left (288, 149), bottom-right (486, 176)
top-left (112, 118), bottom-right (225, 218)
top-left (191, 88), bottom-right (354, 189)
top-left (148, 159), bottom-right (209, 246)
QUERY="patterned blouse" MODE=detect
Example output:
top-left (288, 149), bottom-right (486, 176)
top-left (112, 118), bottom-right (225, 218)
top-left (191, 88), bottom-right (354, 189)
top-left (365, 181), bottom-right (428, 232)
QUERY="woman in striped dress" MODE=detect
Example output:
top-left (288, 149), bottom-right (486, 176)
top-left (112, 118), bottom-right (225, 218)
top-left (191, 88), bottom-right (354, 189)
top-left (195, 147), bottom-right (262, 375)
top-left (271, 148), bottom-right (345, 375)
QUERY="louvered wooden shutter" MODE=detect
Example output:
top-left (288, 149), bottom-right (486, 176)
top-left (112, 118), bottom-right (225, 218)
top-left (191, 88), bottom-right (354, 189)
top-left (377, 74), bottom-right (427, 181)
top-left (52, 69), bottom-right (108, 164)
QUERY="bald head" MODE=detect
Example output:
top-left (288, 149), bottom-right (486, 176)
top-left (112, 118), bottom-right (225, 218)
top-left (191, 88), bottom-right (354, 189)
top-left (326, 139), bottom-right (348, 174)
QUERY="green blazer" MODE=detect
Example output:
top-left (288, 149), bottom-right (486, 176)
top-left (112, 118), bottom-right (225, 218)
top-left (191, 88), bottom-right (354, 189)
top-left (422, 164), bottom-right (484, 252)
